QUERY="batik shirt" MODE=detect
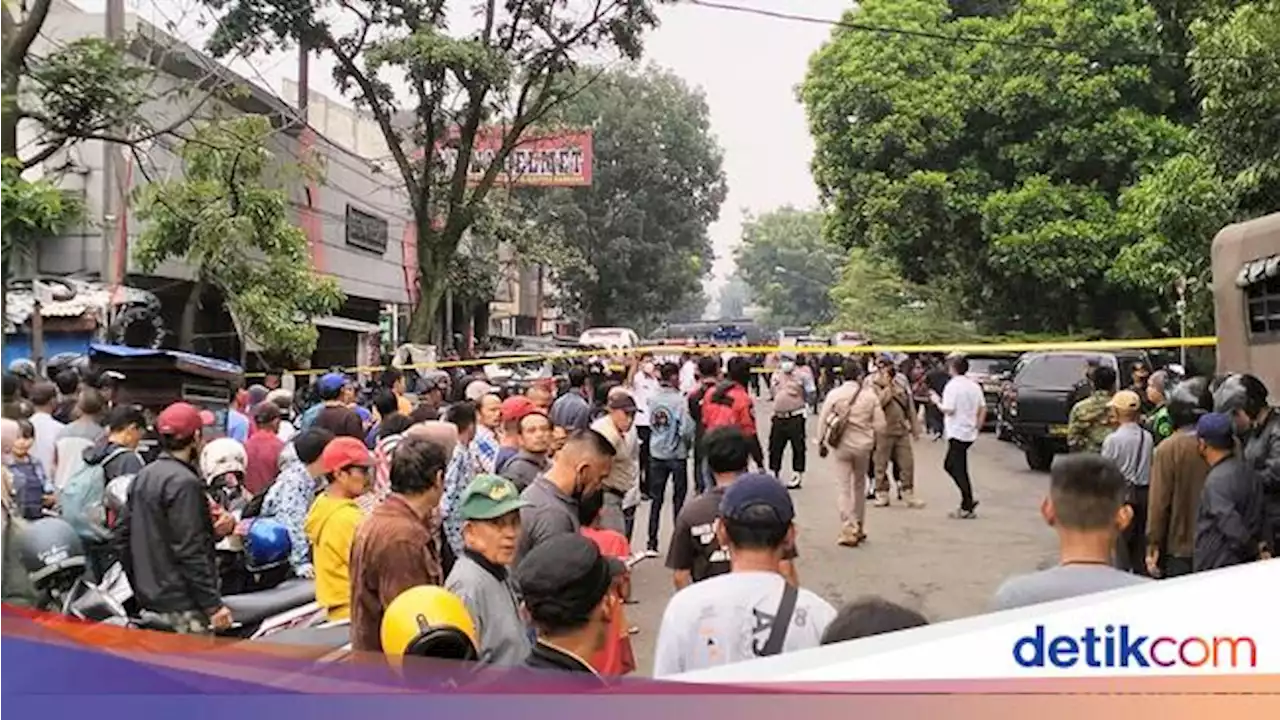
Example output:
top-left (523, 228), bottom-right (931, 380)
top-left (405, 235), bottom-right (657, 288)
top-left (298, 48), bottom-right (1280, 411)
top-left (441, 443), bottom-right (475, 556)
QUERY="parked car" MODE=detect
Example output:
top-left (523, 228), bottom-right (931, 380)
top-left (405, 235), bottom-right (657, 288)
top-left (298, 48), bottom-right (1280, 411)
top-left (1005, 349), bottom-right (1153, 471)
top-left (963, 353), bottom-right (1018, 430)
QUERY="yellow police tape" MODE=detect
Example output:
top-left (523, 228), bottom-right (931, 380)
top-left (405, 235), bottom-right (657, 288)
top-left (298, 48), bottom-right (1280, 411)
top-left (246, 335), bottom-right (1218, 379)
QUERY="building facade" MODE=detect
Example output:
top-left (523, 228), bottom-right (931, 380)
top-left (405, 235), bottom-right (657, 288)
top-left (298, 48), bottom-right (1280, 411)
top-left (14, 3), bottom-right (414, 370)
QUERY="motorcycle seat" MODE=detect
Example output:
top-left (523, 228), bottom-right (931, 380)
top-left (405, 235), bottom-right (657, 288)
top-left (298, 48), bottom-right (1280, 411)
top-left (223, 579), bottom-right (316, 625)
top-left (252, 623), bottom-right (352, 657)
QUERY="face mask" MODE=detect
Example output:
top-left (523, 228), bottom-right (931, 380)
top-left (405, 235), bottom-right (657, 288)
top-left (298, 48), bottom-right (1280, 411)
top-left (780, 360), bottom-right (795, 373)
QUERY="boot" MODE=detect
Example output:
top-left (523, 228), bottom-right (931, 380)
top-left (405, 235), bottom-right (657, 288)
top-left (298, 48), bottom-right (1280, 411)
top-left (873, 491), bottom-right (891, 507)
top-left (837, 522), bottom-right (860, 547)
top-left (901, 489), bottom-right (925, 509)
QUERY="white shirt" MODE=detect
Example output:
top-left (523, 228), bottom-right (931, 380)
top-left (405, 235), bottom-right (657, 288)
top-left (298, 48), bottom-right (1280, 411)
top-left (29, 411), bottom-right (64, 477)
top-left (679, 360), bottom-right (698, 394)
top-left (632, 372), bottom-right (660, 427)
top-left (276, 419), bottom-right (298, 444)
top-left (653, 571), bottom-right (836, 677)
top-left (939, 375), bottom-right (984, 442)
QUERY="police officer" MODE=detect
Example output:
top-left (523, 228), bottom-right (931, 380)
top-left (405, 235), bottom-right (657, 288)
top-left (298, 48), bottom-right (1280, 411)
top-left (1067, 365), bottom-right (1117, 454)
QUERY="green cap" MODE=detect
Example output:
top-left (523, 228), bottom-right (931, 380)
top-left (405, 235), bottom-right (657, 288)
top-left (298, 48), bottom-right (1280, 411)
top-left (460, 474), bottom-right (529, 521)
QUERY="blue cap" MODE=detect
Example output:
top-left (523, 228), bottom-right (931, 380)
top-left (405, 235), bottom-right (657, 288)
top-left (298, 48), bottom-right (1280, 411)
top-left (317, 372), bottom-right (347, 395)
top-left (719, 472), bottom-right (795, 525)
top-left (1196, 412), bottom-right (1235, 449)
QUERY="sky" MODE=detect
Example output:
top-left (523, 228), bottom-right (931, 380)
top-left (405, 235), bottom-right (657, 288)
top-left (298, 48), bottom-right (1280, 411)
top-left (72, 0), bottom-right (853, 311)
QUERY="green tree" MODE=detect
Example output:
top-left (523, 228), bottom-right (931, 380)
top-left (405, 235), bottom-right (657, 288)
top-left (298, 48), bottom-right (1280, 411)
top-left (132, 116), bottom-right (344, 361)
top-left (200, 0), bottom-right (668, 342)
top-left (801, 0), bottom-right (1202, 336)
top-left (734, 207), bottom-right (843, 326)
top-left (716, 274), bottom-right (752, 319)
top-left (516, 65), bottom-right (726, 329)
top-left (1, 158), bottom-right (81, 319)
top-left (828, 248), bottom-right (974, 344)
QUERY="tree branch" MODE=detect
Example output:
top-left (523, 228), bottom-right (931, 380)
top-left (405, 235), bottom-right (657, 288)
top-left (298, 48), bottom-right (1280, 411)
top-left (319, 31), bottom-right (420, 202)
top-left (18, 136), bottom-right (67, 171)
top-left (2, 0), bottom-right (54, 71)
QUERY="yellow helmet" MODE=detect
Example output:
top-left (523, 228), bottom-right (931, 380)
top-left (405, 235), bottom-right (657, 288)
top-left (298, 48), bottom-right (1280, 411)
top-left (380, 586), bottom-right (479, 668)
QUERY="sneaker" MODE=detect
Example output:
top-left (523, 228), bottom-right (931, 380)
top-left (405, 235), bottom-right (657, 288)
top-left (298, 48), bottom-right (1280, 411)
top-left (873, 492), bottom-right (891, 507)
top-left (837, 523), bottom-right (860, 547)
top-left (786, 474), bottom-right (803, 490)
top-left (948, 506), bottom-right (978, 520)
top-left (643, 548), bottom-right (660, 559)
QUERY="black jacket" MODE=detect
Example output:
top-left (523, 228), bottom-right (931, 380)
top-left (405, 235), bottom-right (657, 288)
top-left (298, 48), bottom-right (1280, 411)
top-left (523, 640), bottom-right (604, 682)
top-left (1242, 410), bottom-right (1280, 546)
top-left (114, 454), bottom-right (221, 613)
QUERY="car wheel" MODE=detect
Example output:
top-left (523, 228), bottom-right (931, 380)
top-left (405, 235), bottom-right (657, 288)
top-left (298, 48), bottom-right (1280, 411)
top-left (1025, 442), bottom-right (1054, 472)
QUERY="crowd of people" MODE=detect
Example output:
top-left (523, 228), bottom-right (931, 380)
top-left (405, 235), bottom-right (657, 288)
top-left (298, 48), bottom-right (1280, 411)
top-left (1, 347), bottom-right (1275, 682)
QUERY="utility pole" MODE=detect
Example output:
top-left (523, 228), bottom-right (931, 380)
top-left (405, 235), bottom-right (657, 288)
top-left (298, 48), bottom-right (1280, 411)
top-left (100, 0), bottom-right (125, 292)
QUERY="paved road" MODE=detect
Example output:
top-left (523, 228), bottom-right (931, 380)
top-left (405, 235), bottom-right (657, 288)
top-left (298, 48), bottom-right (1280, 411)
top-left (621, 398), bottom-right (1060, 676)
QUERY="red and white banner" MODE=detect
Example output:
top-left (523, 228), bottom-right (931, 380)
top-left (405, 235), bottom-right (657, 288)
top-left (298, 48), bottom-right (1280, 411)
top-left (435, 128), bottom-right (593, 187)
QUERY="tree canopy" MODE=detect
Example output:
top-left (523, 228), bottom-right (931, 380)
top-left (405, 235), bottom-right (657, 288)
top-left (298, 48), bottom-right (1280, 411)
top-left (132, 116), bottom-right (344, 361)
top-left (734, 207), bottom-right (843, 327)
top-left (515, 65), bottom-right (726, 330)
top-left (200, 0), bottom-right (671, 342)
top-left (801, 0), bottom-right (1280, 339)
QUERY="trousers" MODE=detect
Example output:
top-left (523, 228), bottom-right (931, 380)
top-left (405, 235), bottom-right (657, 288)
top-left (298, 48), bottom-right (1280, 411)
top-left (1115, 485), bottom-right (1150, 577)
top-left (768, 414), bottom-right (807, 474)
top-left (647, 457), bottom-right (689, 550)
top-left (944, 439), bottom-right (976, 511)
top-left (833, 450), bottom-right (872, 528)
top-left (873, 433), bottom-right (915, 493)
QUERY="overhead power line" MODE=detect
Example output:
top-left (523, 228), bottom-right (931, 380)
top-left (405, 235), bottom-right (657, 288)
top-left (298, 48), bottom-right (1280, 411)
top-left (685, 0), bottom-right (1263, 64)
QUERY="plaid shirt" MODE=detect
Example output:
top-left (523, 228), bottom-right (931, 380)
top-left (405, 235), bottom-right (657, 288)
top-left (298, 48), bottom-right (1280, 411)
top-left (440, 444), bottom-right (474, 556)
top-left (470, 425), bottom-right (500, 476)
top-left (358, 433), bottom-right (403, 515)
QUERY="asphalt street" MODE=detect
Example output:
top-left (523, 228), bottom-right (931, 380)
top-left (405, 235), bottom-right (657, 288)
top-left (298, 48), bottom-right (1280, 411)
top-left (621, 396), bottom-right (1061, 676)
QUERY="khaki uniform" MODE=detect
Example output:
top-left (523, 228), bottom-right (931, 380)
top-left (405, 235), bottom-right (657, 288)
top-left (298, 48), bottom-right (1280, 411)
top-left (872, 374), bottom-right (918, 494)
top-left (1068, 391), bottom-right (1115, 453)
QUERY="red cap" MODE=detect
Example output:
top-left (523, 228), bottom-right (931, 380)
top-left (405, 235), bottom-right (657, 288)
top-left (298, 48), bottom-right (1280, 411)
top-left (156, 402), bottom-right (214, 437)
top-left (321, 436), bottom-right (372, 474)
top-left (500, 395), bottom-right (541, 424)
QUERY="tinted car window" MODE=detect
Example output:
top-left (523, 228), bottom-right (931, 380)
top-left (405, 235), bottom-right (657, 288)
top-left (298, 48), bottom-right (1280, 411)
top-left (968, 358), bottom-right (1008, 375)
top-left (1016, 355), bottom-right (1103, 389)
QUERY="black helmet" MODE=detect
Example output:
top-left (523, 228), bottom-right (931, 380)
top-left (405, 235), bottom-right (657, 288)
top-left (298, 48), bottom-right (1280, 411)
top-left (1168, 377), bottom-right (1213, 429)
top-left (16, 517), bottom-right (87, 588)
top-left (1213, 374), bottom-right (1270, 420)
top-left (45, 353), bottom-right (84, 376)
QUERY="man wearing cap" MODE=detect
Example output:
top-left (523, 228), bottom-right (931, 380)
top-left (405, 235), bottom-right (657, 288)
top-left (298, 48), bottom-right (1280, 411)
top-left (591, 391), bottom-right (640, 537)
top-left (445, 474), bottom-right (532, 666)
top-left (516, 532), bottom-right (623, 679)
top-left (496, 396), bottom-right (538, 471)
top-left (1194, 413), bottom-right (1272, 571)
top-left (498, 408), bottom-right (552, 492)
top-left (305, 437), bottom-right (373, 621)
top-left (308, 373), bottom-right (364, 439)
top-left (1101, 389), bottom-right (1154, 575)
top-left (349, 437), bottom-right (449, 652)
top-left (653, 473), bottom-right (836, 677)
top-left (243, 402), bottom-right (285, 496)
top-left (115, 402), bottom-right (231, 634)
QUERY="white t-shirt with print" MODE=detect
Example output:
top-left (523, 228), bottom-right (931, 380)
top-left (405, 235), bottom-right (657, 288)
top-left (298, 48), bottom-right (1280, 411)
top-left (653, 571), bottom-right (836, 677)
top-left (940, 375), bottom-right (985, 442)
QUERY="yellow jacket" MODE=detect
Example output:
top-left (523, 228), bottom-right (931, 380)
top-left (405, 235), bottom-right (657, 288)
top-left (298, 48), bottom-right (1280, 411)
top-left (304, 493), bottom-right (363, 619)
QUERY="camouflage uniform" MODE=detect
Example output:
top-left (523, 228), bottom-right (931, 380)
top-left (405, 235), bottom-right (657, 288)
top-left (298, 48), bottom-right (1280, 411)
top-left (150, 609), bottom-right (213, 634)
top-left (1067, 391), bottom-right (1115, 453)
top-left (1145, 405), bottom-right (1174, 446)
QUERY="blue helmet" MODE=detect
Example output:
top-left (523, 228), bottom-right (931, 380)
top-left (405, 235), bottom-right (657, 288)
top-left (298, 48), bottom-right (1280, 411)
top-left (244, 518), bottom-right (291, 570)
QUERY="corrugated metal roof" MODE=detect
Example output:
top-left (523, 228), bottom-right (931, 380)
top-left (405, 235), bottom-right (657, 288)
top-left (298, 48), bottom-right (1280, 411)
top-left (4, 277), bottom-right (157, 333)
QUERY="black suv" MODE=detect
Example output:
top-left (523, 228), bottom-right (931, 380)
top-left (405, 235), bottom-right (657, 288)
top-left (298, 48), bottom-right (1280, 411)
top-left (1005, 350), bottom-right (1153, 471)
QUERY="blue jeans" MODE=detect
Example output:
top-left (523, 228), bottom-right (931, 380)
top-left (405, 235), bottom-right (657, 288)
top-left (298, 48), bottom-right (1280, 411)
top-left (647, 457), bottom-right (689, 550)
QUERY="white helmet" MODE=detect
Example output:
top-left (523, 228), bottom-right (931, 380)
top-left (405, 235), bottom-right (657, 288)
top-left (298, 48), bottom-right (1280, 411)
top-left (200, 437), bottom-right (247, 482)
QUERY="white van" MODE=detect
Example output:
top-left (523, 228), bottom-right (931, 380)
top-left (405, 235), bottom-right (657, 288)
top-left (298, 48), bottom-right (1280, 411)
top-left (579, 327), bottom-right (640, 349)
